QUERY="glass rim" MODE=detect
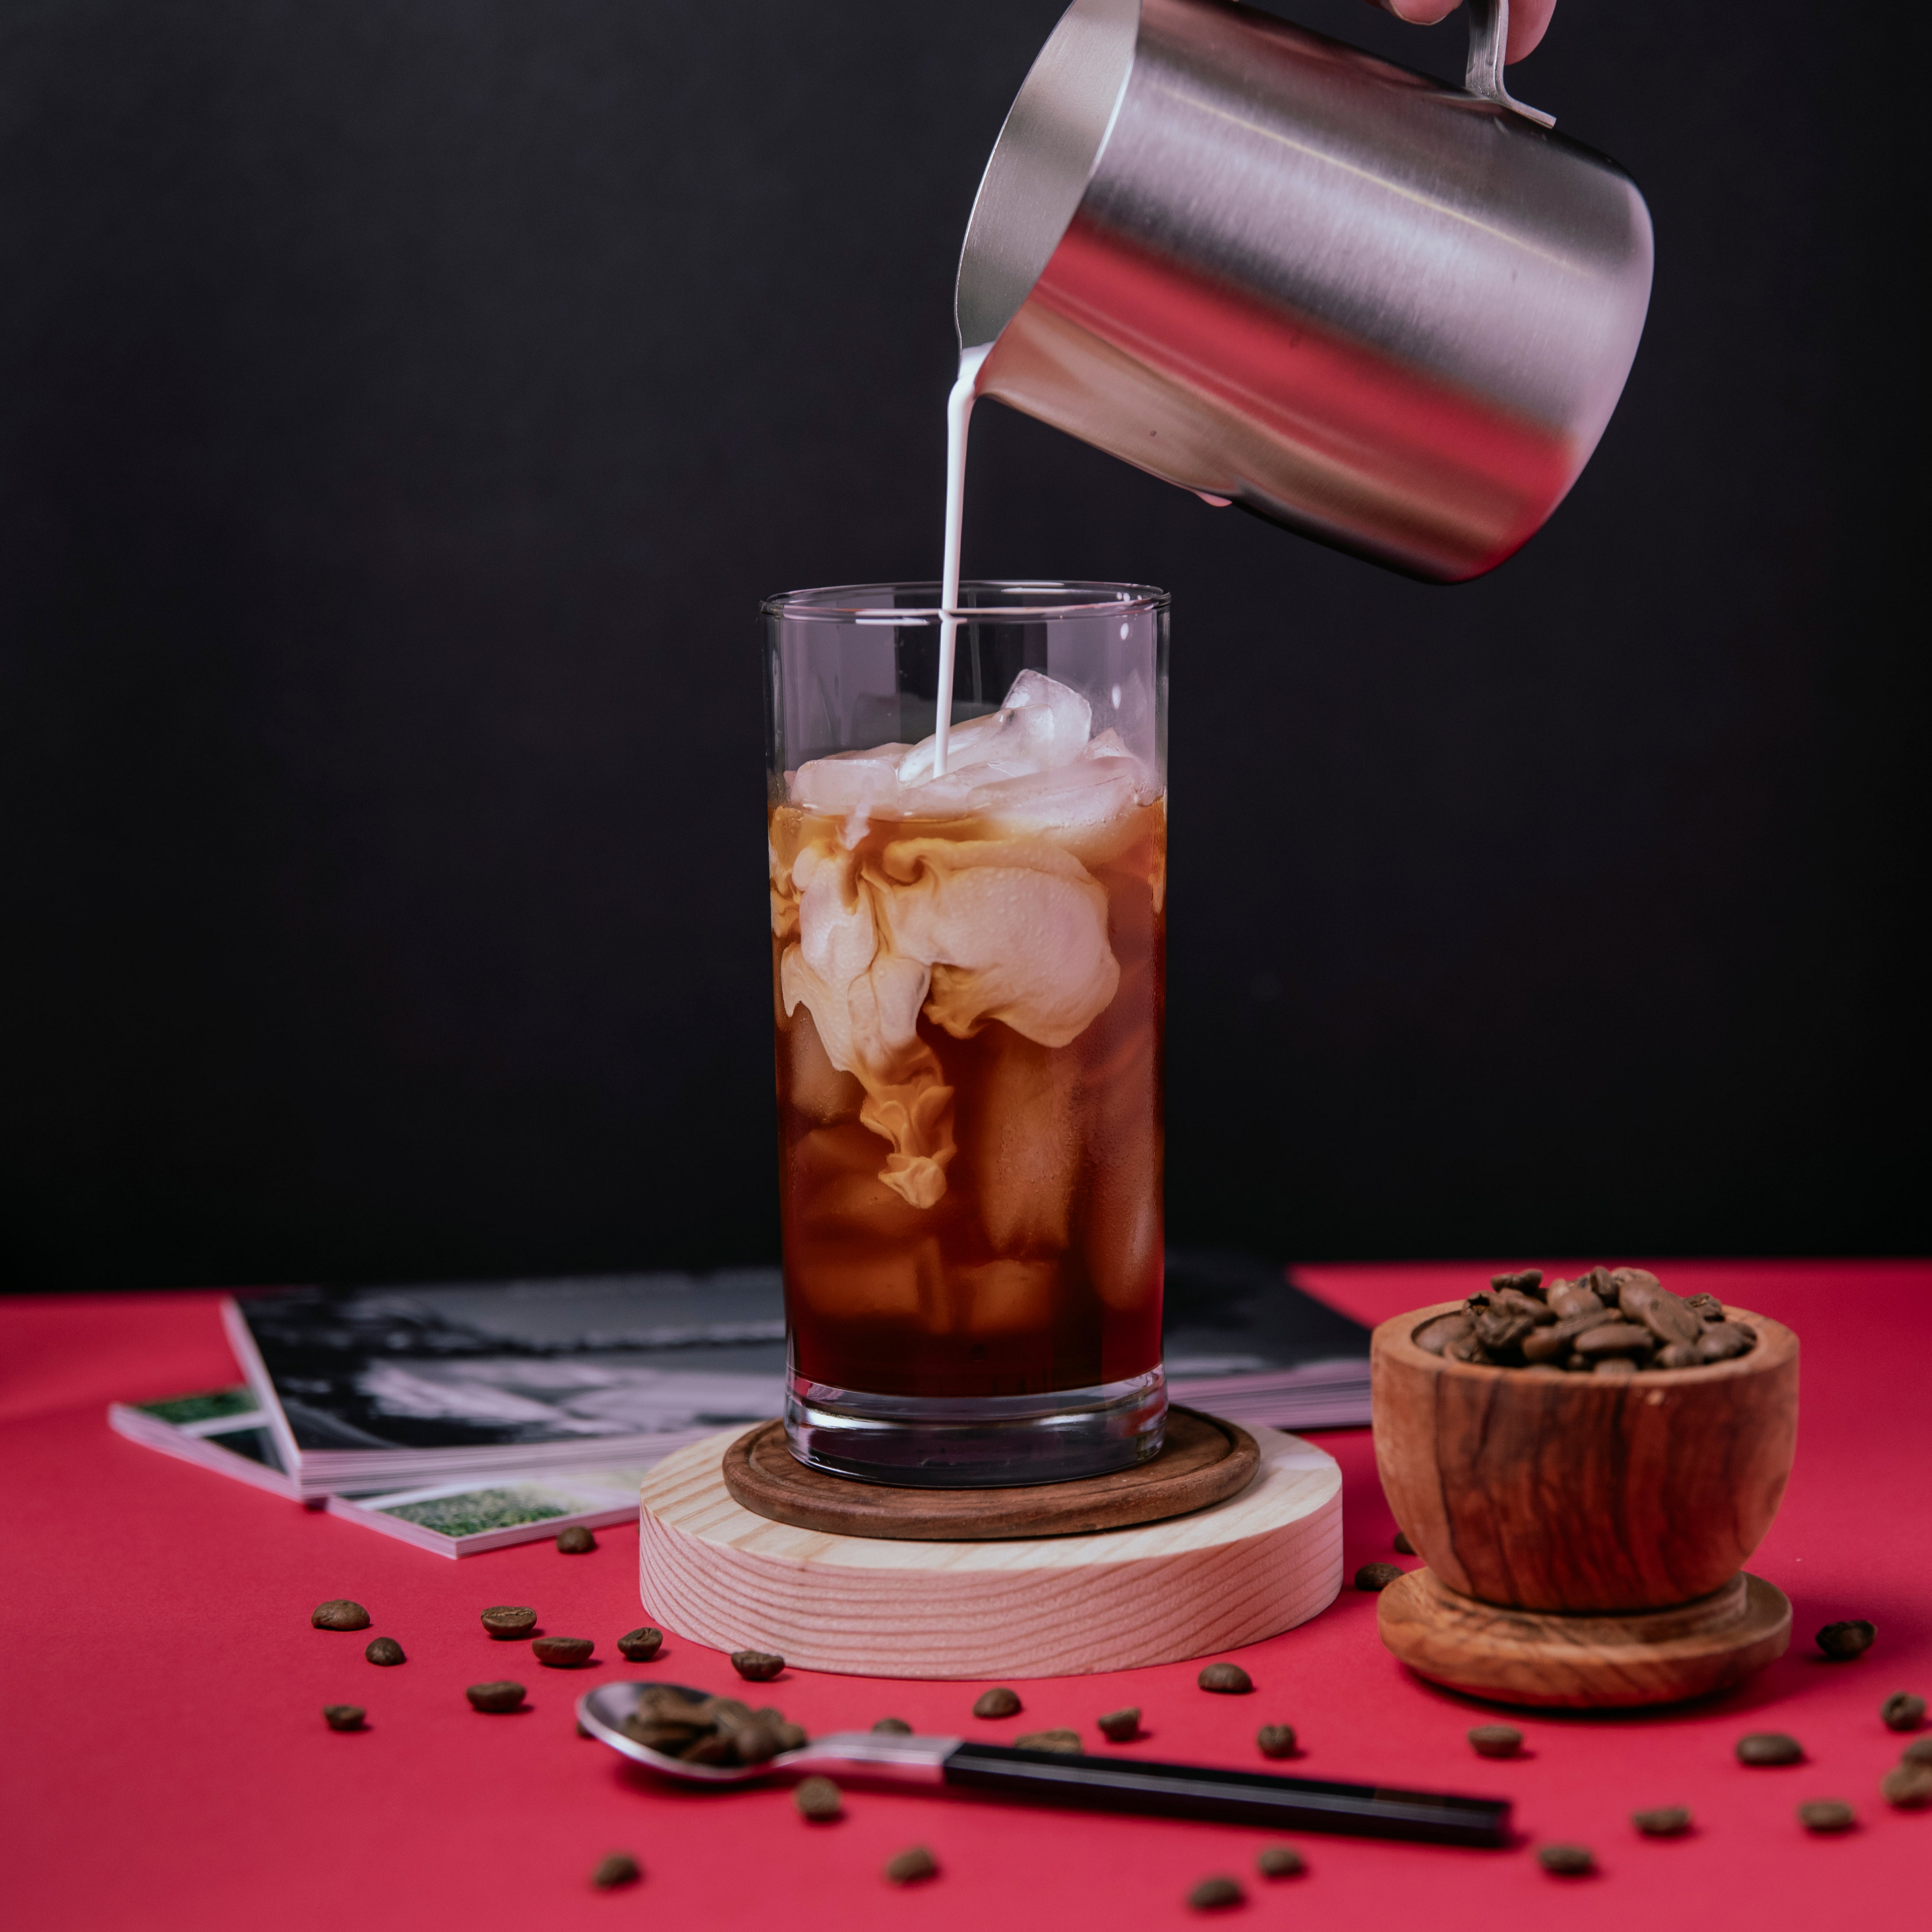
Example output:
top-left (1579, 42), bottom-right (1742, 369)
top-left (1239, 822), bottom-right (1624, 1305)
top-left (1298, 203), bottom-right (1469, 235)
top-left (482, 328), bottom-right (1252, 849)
top-left (761, 579), bottom-right (1170, 623)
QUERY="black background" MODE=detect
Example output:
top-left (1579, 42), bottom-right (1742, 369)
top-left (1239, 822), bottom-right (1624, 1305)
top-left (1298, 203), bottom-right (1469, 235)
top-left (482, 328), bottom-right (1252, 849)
top-left (2, 0), bottom-right (1922, 1293)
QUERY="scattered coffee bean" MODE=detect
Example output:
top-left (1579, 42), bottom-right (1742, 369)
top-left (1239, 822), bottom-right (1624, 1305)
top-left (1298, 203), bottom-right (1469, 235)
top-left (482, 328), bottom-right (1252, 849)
top-left (1737, 1732), bottom-right (1803, 1766)
top-left (1882, 1763), bottom-right (1932, 1807)
top-left (1882, 1693), bottom-right (1925, 1732)
top-left (532, 1637), bottom-right (594, 1668)
top-left (619, 1686), bottom-right (806, 1764)
top-left (1632, 1805), bottom-right (1691, 1837)
top-left (1469, 1725), bottom-right (1522, 1758)
top-left (1096, 1707), bottom-right (1140, 1742)
top-left (466, 1681), bottom-right (527, 1713)
top-left (794, 1775), bottom-right (842, 1820)
top-left (872, 1717), bottom-right (913, 1735)
top-left (1817, 1620), bottom-right (1876, 1661)
top-left (1392, 1530), bottom-right (1415, 1555)
top-left (1684, 1293), bottom-right (1725, 1321)
top-left (731, 1649), bottom-right (784, 1681)
top-left (590, 1853), bottom-right (639, 1890)
top-left (1797, 1799), bottom-right (1855, 1832)
top-left (1256, 1724), bottom-right (1297, 1759)
top-left (364, 1637), bottom-right (405, 1667)
top-left (556, 1525), bottom-right (597, 1554)
top-left (616, 1627), bottom-right (663, 1663)
top-left (1255, 1844), bottom-right (1305, 1878)
top-left (974, 1686), bottom-right (1022, 1718)
top-left (1187, 1876), bottom-right (1244, 1911)
top-left (1197, 1663), bottom-right (1252, 1694)
top-left (883, 1846), bottom-right (936, 1885)
top-left (1537, 1843), bottom-right (1594, 1876)
top-left (311, 1600), bottom-right (370, 1632)
top-left (322, 1704), bottom-right (366, 1731)
top-left (1902, 1736), bottom-right (1932, 1766)
top-left (1016, 1729), bottom-right (1082, 1753)
top-left (1354, 1563), bottom-right (1403, 1592)
top-left (480, 1605), bottom-right (537, 1639)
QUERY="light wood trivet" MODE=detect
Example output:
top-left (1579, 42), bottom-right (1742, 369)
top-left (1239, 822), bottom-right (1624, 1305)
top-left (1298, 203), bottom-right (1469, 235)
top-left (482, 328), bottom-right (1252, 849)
top-left (639, 1420), bottom-right (1342, 1678)
top-left (1377, 1566), bottom-right (1793, 1708)
top-left (721, 1407), bottom-right (1259, 1540)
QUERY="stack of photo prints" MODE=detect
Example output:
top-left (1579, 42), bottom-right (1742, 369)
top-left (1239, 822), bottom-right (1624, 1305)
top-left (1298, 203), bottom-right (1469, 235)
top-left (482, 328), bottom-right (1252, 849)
top-left (110, 1256), bottom-right (1371, 1557)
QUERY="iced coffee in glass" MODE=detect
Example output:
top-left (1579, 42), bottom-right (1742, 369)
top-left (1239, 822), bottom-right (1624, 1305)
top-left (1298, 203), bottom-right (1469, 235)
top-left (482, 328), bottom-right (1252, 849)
top-left (764, 583), bottom-right (1167, 1484)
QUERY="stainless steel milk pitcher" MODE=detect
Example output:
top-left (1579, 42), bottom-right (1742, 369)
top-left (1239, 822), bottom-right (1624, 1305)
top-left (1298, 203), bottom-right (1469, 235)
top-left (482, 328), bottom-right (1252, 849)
top-left (956, 0), bottom-right (1653, 582)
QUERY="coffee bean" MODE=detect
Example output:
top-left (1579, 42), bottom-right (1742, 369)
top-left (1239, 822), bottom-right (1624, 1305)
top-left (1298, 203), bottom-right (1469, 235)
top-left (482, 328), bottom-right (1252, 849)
top-left (1614, 1270), bottom-right (1703, 1348)
top-left (1255, 1844), bottom-right (1305, 1878)
top-left (1096, 1707), bottom-right (1140, 1742)
top-left (731, 1650), bottom-right (784, 1681)
top-left (1594, 1357), bottom-right (1639, 1378)
top-left (1575, 1322), bottom-right (1653, 1360)
top-left (1524, 1363), bottom-right (1568, 1377)
top-left (1737, 1732), bottom-right (1803, 1765)
top-left (590, 1853), bottom-right (639, 1889)
top-left (466, 1680), bottom-right (526, 1713)
top-left (1546, 1280), bottom-right (1606, 1320)
top-left (871, 1717), bottom-right (913, 1735)
top-left (311, 1600), bottom-right (370, 1631)
top-left (1393, 1530), bottom-right (1415, 1555)
top-left (1197, 1663), bottom-right (1252, 1693)
top-left (1882, 1763), bottom-right (1932, 1807)
top-left (973, 1686), bottom-right (1022, 1718)
top-left (1354, 1563), bottom-right (1403, 1592)
top-left (322, 1704), bottom-right (365, 1731)
top-left (1016, 1729), bottom-right (1082, 1753)
top-left (1469, 1725), bottom-right (1522, 1758)
top-left (1444, 1334), bottom-right (1495, 1364)
top-left (883, 1846), bottom-right (936, 1885)
top-left (1817, 1620), bottom-right (1876, 1661)
top-left (480, 1605), bottom-right (536, 1639)
top-left (1414, 1312), bottom-right (1473, 1355)
top-left (1654, 1343), bottom-right (1701, 1370)
top-left (1256, 1724), bottom-right (1297, 1759)
top-left (1903, 1737), bottom-right (1932, 1766)
top-left (1186, 1876), bottom-right (1244, 1911)
top-left (1684, 1293), bottom-right (1725, 1321)
top-left (1632, 1806), bottom-right (1691, 1837)
top-left (1882, 1693), bottom-right (1925, 1731)
top-left (794, 1775), bottom-right (842, 1820)
top-left (1522, 1310), bottom-right (1620, 1363)
top-left (362, 1636), bottom-right (405, 1666)
top-left (1797, 1800), bottom-right (1855, 1832)
top-left (1697, 1321), bottom-right (1757, 1363)
top-left (1490, 1269), bottom-right (1544, 1295)
top-left (555, 1525), bottom-right (596, 1554)
top-left (532, 1637), bottom-right (594, 1668)
top-left (1536, 1843), bottom-right (1594, 1875)
top-left (616, 1626), bottom-right (662, 1662)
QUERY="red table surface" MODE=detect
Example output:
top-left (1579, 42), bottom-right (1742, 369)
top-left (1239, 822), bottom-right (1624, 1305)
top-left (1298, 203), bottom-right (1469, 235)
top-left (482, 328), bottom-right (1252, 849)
top-left (5, 1261), bottom-right (1927, 1931)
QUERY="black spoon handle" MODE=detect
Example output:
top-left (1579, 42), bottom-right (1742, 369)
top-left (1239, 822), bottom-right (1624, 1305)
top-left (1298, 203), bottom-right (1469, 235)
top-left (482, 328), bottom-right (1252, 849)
top-left (940, 1744), bottom-right (1510, 1846)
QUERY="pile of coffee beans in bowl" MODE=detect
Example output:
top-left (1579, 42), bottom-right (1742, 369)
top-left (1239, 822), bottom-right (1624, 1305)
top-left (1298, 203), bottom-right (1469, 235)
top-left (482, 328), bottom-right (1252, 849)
top-left (1414, 1268), bottom-right (1758, 1376)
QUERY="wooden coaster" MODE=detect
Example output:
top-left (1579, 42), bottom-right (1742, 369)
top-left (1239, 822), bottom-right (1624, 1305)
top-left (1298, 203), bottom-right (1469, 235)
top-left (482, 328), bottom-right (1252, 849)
top-left (721, 1406), bottom-right (1259, 1541)
top-left (638, 1419), bottom-right (1342, 1678)
top-left (1378, 1566), bottom-right (1793, 1708)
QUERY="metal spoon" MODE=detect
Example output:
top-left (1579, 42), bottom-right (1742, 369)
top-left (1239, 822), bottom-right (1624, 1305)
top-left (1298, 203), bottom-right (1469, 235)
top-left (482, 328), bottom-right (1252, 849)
top-left (578, 1681), bottom-right (1510, 1846)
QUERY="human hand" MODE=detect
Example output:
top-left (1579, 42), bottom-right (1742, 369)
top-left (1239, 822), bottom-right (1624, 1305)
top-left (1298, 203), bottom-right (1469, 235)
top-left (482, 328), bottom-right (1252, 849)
top-left (1366, 0), bottom-right (1557, 64)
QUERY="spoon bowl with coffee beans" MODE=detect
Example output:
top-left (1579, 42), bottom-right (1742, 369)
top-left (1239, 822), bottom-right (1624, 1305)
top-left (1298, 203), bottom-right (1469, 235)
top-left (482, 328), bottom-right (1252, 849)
top-left (577, 1682), bottom-right (1510, 1845)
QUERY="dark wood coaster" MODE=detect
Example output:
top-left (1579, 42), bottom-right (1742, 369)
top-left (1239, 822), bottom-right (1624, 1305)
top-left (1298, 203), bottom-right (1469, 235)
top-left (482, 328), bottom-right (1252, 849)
top-left (720, 1406), bottom-right (1260, 1542)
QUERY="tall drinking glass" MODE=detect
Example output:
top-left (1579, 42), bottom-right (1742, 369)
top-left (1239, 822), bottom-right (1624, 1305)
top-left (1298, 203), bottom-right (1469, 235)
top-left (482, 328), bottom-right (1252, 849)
top-left (763, 582), bottom-right (1169, 1486)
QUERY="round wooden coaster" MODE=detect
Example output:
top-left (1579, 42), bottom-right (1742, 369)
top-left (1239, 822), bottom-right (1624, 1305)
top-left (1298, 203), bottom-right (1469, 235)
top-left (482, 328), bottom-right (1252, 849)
top-left (638, 1419), bottom-right (1342, 1678)
top-left (1377, 1566), bottom-right (1793, 1708)
top-left (720, 1406), bottom-right (1258, 1542)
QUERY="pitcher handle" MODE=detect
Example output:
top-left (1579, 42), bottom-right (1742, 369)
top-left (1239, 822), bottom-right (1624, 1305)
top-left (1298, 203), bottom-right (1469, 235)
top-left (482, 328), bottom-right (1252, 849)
top-left (1464, 0), bottom-right (1557, 129)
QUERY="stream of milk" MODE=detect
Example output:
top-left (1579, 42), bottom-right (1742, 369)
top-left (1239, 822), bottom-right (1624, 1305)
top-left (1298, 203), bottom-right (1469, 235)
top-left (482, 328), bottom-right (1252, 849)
top-left (932, 344), bottom-right (992, 780)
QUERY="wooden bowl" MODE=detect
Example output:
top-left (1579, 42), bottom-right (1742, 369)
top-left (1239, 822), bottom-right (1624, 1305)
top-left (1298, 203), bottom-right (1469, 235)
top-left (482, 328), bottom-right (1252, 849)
top-left (1372, 1302), bottom-right (1798, 1614)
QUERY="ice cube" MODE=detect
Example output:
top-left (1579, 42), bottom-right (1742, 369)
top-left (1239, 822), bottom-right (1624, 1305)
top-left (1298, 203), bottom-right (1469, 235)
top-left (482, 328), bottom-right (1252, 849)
top-left (963, 1031), bottom-right (1078, 1255)
top-left (893, 669), bottom-right (1092, 788)
top-left (791, 744), bottom-right (913, 816)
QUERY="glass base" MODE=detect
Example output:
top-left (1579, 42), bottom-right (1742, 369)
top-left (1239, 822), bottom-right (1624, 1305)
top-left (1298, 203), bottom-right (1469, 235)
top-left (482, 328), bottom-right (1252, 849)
top-left (784, 1369), bottom-right (1166, 1488)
